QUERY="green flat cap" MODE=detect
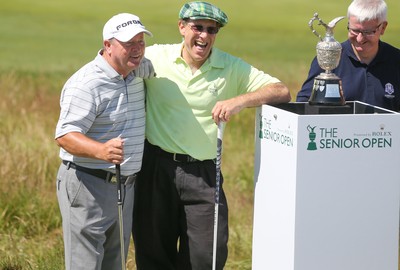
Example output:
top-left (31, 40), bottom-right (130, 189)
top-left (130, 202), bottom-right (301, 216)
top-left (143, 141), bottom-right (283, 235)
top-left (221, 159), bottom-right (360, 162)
top-left (179, 1), bottom-right (228, 27)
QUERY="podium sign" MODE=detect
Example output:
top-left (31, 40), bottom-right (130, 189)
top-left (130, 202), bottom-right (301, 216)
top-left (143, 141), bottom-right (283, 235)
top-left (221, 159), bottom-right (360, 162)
top-left (252, 102), bottom-right (400, 270)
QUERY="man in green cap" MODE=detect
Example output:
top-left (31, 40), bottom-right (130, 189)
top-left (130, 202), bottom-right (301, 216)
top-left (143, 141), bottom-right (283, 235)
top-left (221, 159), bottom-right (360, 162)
top-left (132, 2), bottom-right (291, 269)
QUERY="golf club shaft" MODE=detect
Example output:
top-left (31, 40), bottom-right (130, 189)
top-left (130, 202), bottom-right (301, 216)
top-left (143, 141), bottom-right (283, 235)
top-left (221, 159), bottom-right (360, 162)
top-left (116, 164), bottom-right (126, 270)
top-left (212, 123), bottom-right (223, 270)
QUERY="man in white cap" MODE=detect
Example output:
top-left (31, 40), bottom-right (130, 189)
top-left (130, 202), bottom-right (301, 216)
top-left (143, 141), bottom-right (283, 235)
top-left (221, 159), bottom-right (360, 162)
top-left (55, 13), bottom-right (152, 270)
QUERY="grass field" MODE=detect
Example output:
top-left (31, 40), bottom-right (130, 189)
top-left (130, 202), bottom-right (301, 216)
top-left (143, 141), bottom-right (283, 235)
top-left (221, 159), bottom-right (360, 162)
top-left (1, 0), bottom-right (399, 269)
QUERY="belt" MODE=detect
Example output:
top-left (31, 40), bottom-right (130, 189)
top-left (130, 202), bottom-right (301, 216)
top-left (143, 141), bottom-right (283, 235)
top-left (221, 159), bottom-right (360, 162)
top-left (156, 147), bottom-right (215, 163)
top-left (63, 161), bottom-right (137, 185)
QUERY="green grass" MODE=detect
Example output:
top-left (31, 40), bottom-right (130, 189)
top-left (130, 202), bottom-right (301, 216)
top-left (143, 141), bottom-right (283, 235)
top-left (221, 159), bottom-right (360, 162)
top-left (2, 0), bottom-right (399, 78)
top-left (0, 73), bottom-right (63, 269)
top-left (1, 0), bottom-right (400, 269)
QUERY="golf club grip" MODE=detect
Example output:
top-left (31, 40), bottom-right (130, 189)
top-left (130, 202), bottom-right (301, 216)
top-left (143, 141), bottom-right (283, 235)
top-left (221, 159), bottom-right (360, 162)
top-left (116, 164), bottom-right (122, 205)
top-left (215, 123), bottom-right (223, 203)
top-left (212, 123), bottom-right (223, 270)
top-left (115, 163), bottom-right (126, 270)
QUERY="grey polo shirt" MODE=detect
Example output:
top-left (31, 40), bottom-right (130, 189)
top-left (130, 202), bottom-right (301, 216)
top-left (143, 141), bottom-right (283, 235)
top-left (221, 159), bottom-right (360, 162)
top-left (55, 51), bottom-right (145, 176)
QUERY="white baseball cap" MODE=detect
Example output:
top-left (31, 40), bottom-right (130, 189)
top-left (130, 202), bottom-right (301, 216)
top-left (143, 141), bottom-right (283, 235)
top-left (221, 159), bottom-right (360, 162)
top-left (103, 13), bottom-right (153, 42)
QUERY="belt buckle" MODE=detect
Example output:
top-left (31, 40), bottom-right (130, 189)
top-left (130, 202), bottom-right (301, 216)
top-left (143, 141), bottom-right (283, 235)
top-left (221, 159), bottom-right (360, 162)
top-left (109, 174), bottom-right (118, 184)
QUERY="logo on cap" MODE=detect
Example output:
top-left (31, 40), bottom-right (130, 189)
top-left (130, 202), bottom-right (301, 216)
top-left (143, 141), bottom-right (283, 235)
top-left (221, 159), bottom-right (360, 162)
top-left (116, 20), bottom-right (143, 31)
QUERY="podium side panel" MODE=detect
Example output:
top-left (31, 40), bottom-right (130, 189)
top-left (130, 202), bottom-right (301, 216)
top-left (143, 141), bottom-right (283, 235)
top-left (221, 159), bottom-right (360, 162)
top-left (252, 105), bottom-right (299, 270)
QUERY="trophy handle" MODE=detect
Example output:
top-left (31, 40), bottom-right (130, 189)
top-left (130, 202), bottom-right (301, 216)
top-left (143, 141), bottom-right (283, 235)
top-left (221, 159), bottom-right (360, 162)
top-left (309, 13), bottom-right (325, 41)
top-left (309, 13), bottom-right (345, 40)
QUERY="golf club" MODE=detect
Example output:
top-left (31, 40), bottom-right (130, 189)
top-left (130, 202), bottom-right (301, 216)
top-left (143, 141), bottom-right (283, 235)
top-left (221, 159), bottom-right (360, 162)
top-left (116, 164), bottom-right (126, 270)
top-left (212, 122), bottom-right (223, 270)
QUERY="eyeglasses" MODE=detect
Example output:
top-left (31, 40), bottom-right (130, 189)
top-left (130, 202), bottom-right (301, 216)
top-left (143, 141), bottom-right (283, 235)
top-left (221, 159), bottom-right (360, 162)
top-left (347, 23), bottom-right (382, 37)
top-left (188, 24), bottom-right (220, 35)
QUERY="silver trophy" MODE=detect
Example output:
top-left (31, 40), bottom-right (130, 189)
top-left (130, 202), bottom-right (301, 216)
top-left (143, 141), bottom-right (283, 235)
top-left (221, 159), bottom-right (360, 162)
top-left (308, 13), bottom-right (345, 105)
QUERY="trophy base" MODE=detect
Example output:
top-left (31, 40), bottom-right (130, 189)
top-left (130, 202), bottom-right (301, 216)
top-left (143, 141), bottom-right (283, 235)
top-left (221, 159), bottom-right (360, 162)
top-left (308, 74), bottom-right (345, 106)
top-left (305, 103), bottom-right (353, 115)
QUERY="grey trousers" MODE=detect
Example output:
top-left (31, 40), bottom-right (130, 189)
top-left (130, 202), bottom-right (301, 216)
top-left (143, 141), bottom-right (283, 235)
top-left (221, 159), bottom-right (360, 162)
top-left (56, 162), bottom-right (134, 270)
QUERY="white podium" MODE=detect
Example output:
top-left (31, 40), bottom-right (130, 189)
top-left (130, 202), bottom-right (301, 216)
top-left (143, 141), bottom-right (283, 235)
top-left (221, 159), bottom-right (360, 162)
top-left (252, 102), bottom-right (400, 270)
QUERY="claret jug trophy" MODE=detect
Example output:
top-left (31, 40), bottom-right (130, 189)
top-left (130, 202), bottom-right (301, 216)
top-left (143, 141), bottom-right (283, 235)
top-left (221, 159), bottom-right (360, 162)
top-left (308, 13), bottom-right (345, 105)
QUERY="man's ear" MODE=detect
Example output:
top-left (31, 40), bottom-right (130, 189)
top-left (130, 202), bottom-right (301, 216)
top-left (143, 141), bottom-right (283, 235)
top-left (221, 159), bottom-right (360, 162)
top-left (103, 40), bottom-right (112, 54)
top-left (178, 20), bottom-right (186, 36)
top-left (380, 21), bottom-right (388, 36)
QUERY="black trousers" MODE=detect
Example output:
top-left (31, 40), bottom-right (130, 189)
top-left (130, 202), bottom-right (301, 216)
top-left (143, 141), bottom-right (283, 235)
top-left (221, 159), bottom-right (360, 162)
top-left (132, 141), bottom-right (229, 270)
